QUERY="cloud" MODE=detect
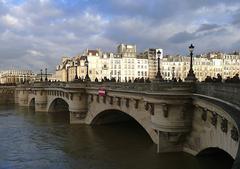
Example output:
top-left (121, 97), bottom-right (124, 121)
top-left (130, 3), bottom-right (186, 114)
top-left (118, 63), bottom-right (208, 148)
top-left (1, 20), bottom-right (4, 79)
top-left (232, 9), bottom-right (240, 26)
top-left (0, 0), bottom-right (240, 72)
top-left (196, 24), bottom-right (220, 32)
top-left (1, 14), bottom-right (22, 28)
top-left (168, 31), bottom-right (196, 44)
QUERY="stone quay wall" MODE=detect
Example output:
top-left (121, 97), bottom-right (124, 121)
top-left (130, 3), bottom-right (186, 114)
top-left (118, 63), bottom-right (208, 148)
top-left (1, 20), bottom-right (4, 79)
top-left (0, 86), bottom-right (15, 105)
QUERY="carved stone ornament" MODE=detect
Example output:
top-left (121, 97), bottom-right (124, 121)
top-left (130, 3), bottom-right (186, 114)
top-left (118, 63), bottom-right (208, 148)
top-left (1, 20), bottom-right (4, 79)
top-left (134, 99), bottom-right (139, 109)
top-left (150, 103), bottom-right (154, 115)
top-left (110, 96), bottom-right (113, 105)
top-left (126, 98), bottom-right (129, 108)
top-left (221, 118), bottom-right (228, 133)
top-left (162, 104), bottom-right (168, 118)
top-left (231, 126), bottom-right (239, 142)
top-left (117, 97), bottom-right (121, 106)
top-left (145, 102), bottom-right (149, 111)
top-left (97, 95), bottom-right (99, 103)
top-left (211, 112), bottom-right (217, 127)
top-left (201, 109), bottom-right (207, 122)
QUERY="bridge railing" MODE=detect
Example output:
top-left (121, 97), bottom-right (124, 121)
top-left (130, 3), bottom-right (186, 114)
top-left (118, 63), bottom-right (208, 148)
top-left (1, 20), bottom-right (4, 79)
top-left (16, 81), bottom-right (195, 93)
top-left (196, 82), bottom-right (240, 108)
top-left (82, 82), bottom-right (195, 93)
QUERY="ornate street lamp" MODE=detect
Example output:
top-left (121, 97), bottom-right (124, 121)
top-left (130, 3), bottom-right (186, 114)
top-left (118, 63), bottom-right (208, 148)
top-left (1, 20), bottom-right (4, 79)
top-left (66, 65), bottom-right (69, 82)
top-left (185, 44), bottom-right (197, 82)
top-left (85, 57), bottom-right (90, 81)
top-left (74, 61), bottom-right (78, 80)
top-left (40, 69), bottom-right (43, 82)
top-left (45, 68), bottom-right (48, 81)
top-left (118, 71), bottom-right (120, 82)
top-left (156, 50), bottom-right (163, 81)
top-left (172, 67), bottom-right (175, 80)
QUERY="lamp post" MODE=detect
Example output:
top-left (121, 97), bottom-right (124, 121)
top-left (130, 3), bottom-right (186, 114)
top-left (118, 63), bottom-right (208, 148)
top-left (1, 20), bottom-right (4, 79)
top-left (74, 61), bottom-right (78, 80)
top-left (185, 44), bottom-right (197, 82)
top-left (156, 50), bottom-right (163, 81)
top-left (85, 57), bottom-right (90, 81)
top-left (66, 65), bottom-right (69, 82)
top-left (40, 69), bottom-right (43, 82)
top-left (118, 71), bottom-right (120, 82)
top-left (45, 68), bottom-right (48, 81)
top-left (172, 67), bottom-right (175, 80)
top-left (26, 73), bottom-right (28, 83)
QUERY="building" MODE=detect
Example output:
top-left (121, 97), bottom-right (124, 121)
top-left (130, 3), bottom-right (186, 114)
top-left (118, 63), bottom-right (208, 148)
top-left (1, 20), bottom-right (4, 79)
top-left (55, 44), bottom-right (153, 82)
top-left (55, 44), bottom-right (240, 82)
top-left (117, 44), bottom-right (137, 81)
top-left (143, 48), bottom-right (163, 80)
top-left (0, 69), bottom-right (35, 84)
top-left (161, 52), bottom-right (240, 81)
top-left (161, 55), bottom-right (189, 81)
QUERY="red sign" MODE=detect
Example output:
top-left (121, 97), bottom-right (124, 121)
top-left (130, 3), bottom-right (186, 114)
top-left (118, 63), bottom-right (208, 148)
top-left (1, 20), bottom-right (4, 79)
top-left (98, 87), bottom-right (106, 96)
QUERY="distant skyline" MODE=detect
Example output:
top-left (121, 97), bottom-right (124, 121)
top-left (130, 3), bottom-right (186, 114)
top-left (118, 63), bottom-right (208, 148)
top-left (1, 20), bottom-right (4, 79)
top-left (0, 0), bottom-right (240, 72)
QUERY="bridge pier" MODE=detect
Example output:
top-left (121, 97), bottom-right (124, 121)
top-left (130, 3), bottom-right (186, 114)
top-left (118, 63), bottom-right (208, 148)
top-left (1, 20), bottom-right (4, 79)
top-left (17, 90), bottom-right (29, 107)
top-left (69, 93), bottom-right (88, 124)
top-left (151, 100), bottom-right (193, 153)
top-left (35, 90), bottom-right (48, 112)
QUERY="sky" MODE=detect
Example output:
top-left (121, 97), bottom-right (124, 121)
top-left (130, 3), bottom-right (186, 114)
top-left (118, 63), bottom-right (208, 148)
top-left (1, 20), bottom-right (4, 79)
top-left (0, 0), bottom-right (240, 72)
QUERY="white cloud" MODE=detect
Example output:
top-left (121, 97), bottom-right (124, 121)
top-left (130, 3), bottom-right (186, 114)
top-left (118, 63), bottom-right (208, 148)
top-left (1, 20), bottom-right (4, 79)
top-left (27, 49), bottom-right (44, 56)
top-left (1, 14), bottom-right (22, 28)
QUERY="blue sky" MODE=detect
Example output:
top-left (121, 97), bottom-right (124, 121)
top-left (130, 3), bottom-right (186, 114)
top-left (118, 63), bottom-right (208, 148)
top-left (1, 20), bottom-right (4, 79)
top-left (0, 0), bottom-right (240, 72)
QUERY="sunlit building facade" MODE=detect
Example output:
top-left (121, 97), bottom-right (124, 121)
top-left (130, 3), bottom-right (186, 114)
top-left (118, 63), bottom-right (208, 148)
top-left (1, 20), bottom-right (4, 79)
top-left (0, 69), bottom-right (35, 84)
top-left (55, 44), bottom-right (152, 82)
top-left (161, 52), bottom-right (240, 81)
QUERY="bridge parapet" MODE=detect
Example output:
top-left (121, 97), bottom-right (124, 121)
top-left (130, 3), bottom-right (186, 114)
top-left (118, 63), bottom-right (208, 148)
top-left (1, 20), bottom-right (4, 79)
top-left (196, 83), bottom-right (240, 108)
top-left (65, 82), bottom-right (195, 94)
top-left (32, 82), bottom-right (67, 88)
top-left (16, 81), bottom-right (195, 93)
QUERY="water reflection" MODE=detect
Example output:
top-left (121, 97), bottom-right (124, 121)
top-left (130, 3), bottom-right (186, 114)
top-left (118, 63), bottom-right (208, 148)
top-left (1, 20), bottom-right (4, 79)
top-left (0, 106), bottom-right (233, 169)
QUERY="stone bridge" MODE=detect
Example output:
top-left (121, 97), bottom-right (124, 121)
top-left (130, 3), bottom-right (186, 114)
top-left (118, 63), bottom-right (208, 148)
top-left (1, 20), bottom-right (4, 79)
top-left (15, 81), bottom-right (240, 168)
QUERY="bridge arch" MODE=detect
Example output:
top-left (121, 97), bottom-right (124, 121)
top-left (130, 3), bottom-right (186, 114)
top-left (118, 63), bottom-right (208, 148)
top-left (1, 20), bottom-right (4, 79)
top-left (28, 94), bottom-right (35, 106)
top-left (197, 147), bottom-right (234, 169)
top-left (184, 96), bottom-right (240, 162)
top-left (29, 98), bottom-right (35, 107)
top-left (48, 97), bottom-right (69, 113)
top-left (197, 147), bottom-right (233, 158)
top-left (88, 108), bottom-right (157, 143)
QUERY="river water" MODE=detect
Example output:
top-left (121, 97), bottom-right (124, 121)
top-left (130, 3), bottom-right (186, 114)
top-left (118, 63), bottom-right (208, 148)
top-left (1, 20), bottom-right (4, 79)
top-left (0, 106), bottom-right (233, 169)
